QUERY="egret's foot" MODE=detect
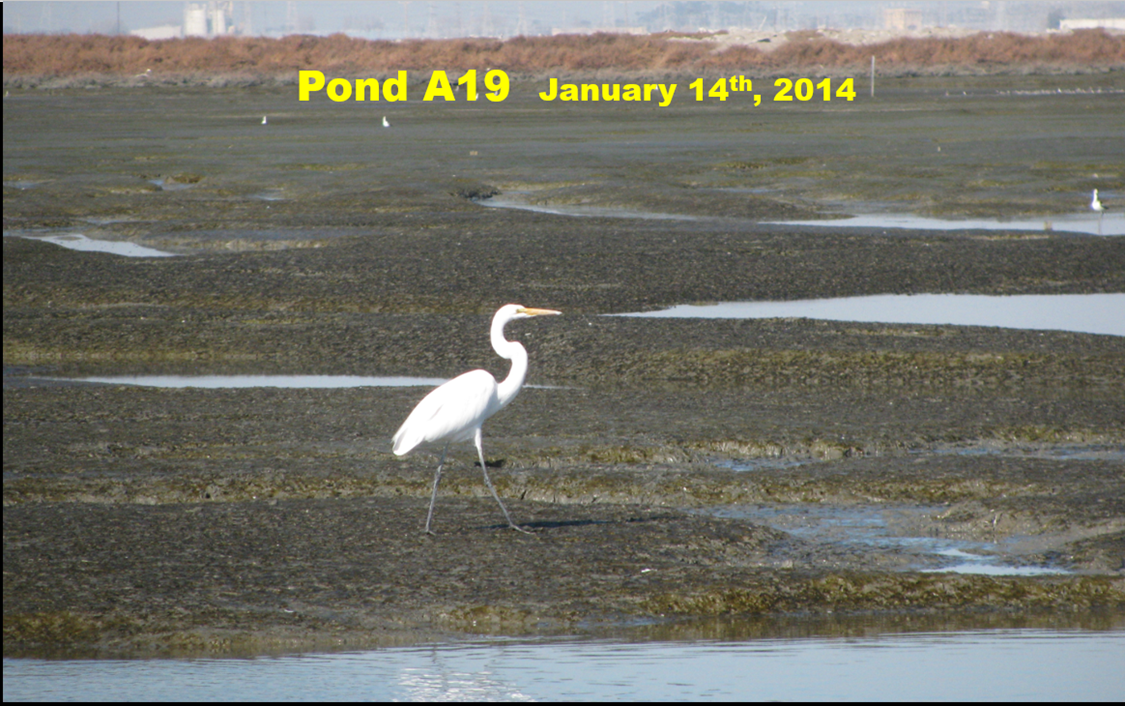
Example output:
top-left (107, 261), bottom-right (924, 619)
top-left (509, 523), bottom-right (535, 535)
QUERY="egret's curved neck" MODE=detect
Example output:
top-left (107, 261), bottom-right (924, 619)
top-left (492, 315), bottom-right (528, 409)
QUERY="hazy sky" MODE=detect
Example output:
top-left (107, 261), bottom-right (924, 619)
top-left (4, 1), bottom-right (1123, 37)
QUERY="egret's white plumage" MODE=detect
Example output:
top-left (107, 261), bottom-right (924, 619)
top-left (1091, 189), bottom-right (1104, 213)
top-left (392, 370), bottom-right (498, 453)
top-left (393, 304), bottom-right (561, 534)
top-left (261, 115), bottom-right (268, 125)
top-left (382, 116), bottom-right (391, 128)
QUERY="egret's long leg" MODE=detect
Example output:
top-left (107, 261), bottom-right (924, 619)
top-left (476, 429), bottom-right (531, 534)
top-left (424, 442), bottom-right (450, 535)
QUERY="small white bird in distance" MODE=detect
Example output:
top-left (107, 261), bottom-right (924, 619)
top-left (1091, 189), bottom-right (1104, 213)
top-left (261, 115), bottom-right (268, 125)
top-left (382, 116), bottom-right (391, 128)
top-left (392, 304), bottom-right (561, 534)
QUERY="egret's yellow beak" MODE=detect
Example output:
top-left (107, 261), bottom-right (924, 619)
top-left (518, 307), bottom-right (562, 316)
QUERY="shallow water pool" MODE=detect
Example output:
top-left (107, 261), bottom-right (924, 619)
top-left (53, 375), bottom-right (449, 389)
top-left (480, 194), bottom-right (1123, 236)
top-left (617, 293), bottom-right (1125, 336)
top-left (700, 503), bottom-right (1072, 576)
top-left (10, 233), bottom-right (178, 258)
top-left (768, 211), bottom-right (1124, 237)
top-left (38, 375), bottom-right (578, 390)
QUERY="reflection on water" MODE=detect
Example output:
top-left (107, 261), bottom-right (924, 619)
top-left (11, 233), bottom-right (178, 258)
top-left (5, 629), bottom-right (1123, 701)
top-left (768, 211), bottom-right (1124, 236)
top-left (617, 293), bottom-right (1125, 336)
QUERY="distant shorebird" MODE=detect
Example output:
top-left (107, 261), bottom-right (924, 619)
top-left (382, 116), bottom-right (391, 128)
top-left (1091, 189), bottom-right (1104, 214)
top-left (1091, 189), bottom-right (1106, 235)
top-left (261, 115), bottom-right (268, 125)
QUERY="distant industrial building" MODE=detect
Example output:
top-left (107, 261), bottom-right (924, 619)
top-left (130, 24), bottom-right (183, 41)
top-left (131, 1), bottom-right (251, 40)
top-left (883, 8), bottom-right (925, 31)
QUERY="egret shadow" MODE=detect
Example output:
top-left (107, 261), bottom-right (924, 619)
top-left (474, 513), bottom-right (680, 532)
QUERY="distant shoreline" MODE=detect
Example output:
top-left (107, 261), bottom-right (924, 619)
top-left (4, 28), bottom-right (1124, 88)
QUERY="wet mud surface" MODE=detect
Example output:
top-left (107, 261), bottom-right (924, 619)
top-left (4, 77), bottom-right (1125, 656)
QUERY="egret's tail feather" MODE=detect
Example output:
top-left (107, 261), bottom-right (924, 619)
top-left (392, 427), bottom-right (420, 456)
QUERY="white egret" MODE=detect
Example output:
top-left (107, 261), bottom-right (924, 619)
top-left (382, 116), bottom-right (391, 128)
top-left (392, 304), bottom-right (561, 534)
top-left (261, 115), bottom-right (268, 125)
top-left (1092, 189), bottom-right (1106, 234)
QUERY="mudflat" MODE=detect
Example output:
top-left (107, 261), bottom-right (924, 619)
top-left (4, 74), bottom-right (1124, 657)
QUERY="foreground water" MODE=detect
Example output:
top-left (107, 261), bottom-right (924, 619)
top-left (5, 629), bottom-right (1123, 701)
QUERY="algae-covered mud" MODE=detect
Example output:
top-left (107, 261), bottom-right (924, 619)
top-left (4, 75), bottom-right (1125, 657)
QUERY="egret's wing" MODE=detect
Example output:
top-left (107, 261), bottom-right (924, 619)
top-left (392, 370), bottom-right (499, 455)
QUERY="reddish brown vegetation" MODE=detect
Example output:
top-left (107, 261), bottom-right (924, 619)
top-left (3, 29), bottom-right (1123, 82)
